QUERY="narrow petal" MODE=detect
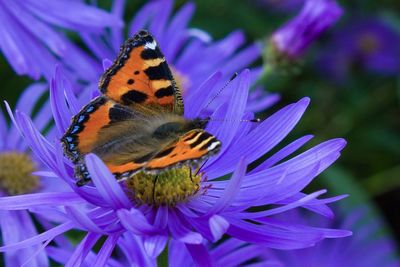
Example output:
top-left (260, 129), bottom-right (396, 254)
top-left (204, 158), bottom-right (246, 215)
top-left (94, 234), bottom-right (120, 267)
top-left (144, 235), bottom-right (168, 258)
top-left (65, 232), bottom-right (101, 267)
top-left (85, 154), bottom-right (131, 209)
top-left (117, 209), bottom-right (160, 235)
top-left (205, 98), bottom-right (310, 178)
top-left (0, 221), bottom-right (74, 252)
top-left (209, 215), bottom-right (230, 241)
top-left (0, 192), bottom-right (84, 210)
top-left (186, 243), bottom-right (213, 267)
top-left (65, 206), bottom-right (102, 233)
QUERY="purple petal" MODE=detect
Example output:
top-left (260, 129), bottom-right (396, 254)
top-left (168, 240), bottom-right (192, 266)
top-left (204, 158), bottom-right (246, 215)
top-left (209, 215), bottom-right (230, 241)
top-left (233, 190), bottom-right (328, 219)
top-left (65, 232), bottom-right (101, 267)
top-left (0, 109), bottom-right (7, 149)
top-left (23, 0), bottom-right (123, 31)
top-left (6, 1), bottom-right (67, 56)
top-left (163, 2), bottom-right (195, 60)
top-left (117, 209), bottom-right (160, 235)
top-left (7, 83), bottom-right (47, 149)
top-left (250, 135), bottom-right (314, 173)
top-left (185, 71), bottom-right (222, 118)
top-left (50, 66), bottom-right (74, 134)
top-left (85, 154), bottom-right (131, 209)
top-left (205, 98), bottom-right (310, 178)
top-left (144, 235), bottom-right (168, 258)
top-left (168, 211), bottom-right (203, 244)
top-left (185, 243), bottom-right (213, 267)
top-left (148, 0), bottom-right (173, 40)
top-left (0, 221), bottom-right (74, 252)
top-left (94, 234), bottom-right (120, 267)
top-left (65, 206), bottom-right (102, 233)
top-left (0, 192), bottom-right (84, 210)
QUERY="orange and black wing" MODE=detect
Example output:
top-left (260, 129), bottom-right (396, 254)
top-left (99, 30), bottom-right (184, 115)
top-left (61, 96), bottom-right (135, 163)
top-left (144, 129), bottom-right (221, 171)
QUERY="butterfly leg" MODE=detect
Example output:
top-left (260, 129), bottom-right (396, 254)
top-left (195, 159), bottom-right (209, 176)
top-left (189, 167), bottom-right (193, 182)
top-left (74, 163), bottom-right (92, 186)
top-left (152, 175), bottom-right (159, 204)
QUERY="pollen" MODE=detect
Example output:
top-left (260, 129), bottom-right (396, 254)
top-left (125, 166), bottom-right (202, 206)
top-left (0, 152), bottom-right (39, 195)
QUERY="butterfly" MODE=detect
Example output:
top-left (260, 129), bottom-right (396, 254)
top-left (61, 30), bottom-right (221, 186)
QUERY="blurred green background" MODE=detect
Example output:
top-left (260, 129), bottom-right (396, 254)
top-left (1, 0), bottom-right (399, 246)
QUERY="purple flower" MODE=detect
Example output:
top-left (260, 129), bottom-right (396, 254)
top-left (0, 67), bottom-right (350, 266)
top-left (0, 84), bottom-right (72, 266)
top-left (80, 0), bottom-right (278, 112)
top-left (0, 0), bottom-right (122, 80)
top-left (317, 18), bottom-right (400, 81)
top-left (267, 205), bottom-right (400, 266)
top-left (270, 0), bottom-right (343, 59)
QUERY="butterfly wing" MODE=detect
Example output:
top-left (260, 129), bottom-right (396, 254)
top-left (99, 30), bottom-right (184, 115)
top-left (62, 96), bottom-right (136, 163)
top-left (144, 129), bottom-right (221, 171)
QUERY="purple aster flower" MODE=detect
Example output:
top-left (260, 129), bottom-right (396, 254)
top-left (317, 18), bottom-right (400, 81)
top-left (267, 205), bottom-right (400, 266)
top-left (269, 0), bottom-right (343, 60)
top-left (0, 84), bottom-right (72, 266)
top-left (0, 66), bottom-right (350, 266)
top-left (79, 0), bottom-right (279, 112)
top-left (0, 0), bottom-right (122, 81)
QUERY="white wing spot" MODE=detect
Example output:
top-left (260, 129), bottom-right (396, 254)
top-left (207, 141), bottom-right (220, 151)
top-left (144, 40), bottom-right (157, 50)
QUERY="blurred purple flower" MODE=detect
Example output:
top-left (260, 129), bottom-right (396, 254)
top-left (0, 0), bottom-right (122, 81)
top-left (0, 67), bottom-right (350, 266)
top-left (317, 18), bottom-right (400, 81)
top-left (270, 0), bottom-right (343, 59)
top-left (255, 0), bottom-right (304, 13)
top-left (0, 84), bottom-right (72, 266)
top-left (267, 205), bottom-right (400, 267)
top-left (82, 0), bottom-right (279, 112)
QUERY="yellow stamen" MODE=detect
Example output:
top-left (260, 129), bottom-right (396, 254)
top-left (125, 166), bottom-right (202, 206)
top-left (0, 152), bottom-right (39, 195)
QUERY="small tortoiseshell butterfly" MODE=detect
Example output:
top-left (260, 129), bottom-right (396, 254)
top-left (62, 30), bottom-right (221, 186)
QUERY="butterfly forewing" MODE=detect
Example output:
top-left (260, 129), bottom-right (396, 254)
top-left (99, 30), bottom-right (184, 114)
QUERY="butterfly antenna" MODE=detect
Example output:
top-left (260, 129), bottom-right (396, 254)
top-left (206, 117), bottom-right (261, 123)
top-left (152, 175), bottom-right (159, 204)
top-left (203, 72), bottom-right (238, 110)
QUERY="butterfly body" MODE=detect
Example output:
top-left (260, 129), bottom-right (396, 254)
top-left (62, 30), bottom-right (221, 185)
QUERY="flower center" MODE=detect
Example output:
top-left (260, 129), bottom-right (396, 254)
top-left (0, 152), bottom-right (39, 195)
top-left (358, 33), bottom-right (379, 54)
top-left (171, 66), bottom-right (190, 94)
top-left (125, 166), bottom-right (202, 206)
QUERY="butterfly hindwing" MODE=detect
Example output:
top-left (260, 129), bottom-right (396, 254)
top-left (145, 129), bottom-right (221, 171)
top-left (99, 30), bottom-right (184, 114)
